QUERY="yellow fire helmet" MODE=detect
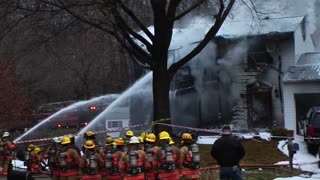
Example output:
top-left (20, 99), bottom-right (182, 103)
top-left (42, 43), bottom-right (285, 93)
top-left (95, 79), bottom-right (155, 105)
top-left (34, 147), bottom-right (41, 153)
top-left (181, 133), bottom-right (193, 141)
top-left (84, 140), bottom-right (96, 149)
top-left (145, 133), bottom-right (156, 143)
top-left (115, 137), bottom-right (125, 146)
top-left (105, 135), bottom-right (113, 145)
top-left (159, 131), bottom-right (170, 140)
top-left (126, 130), bottom-right (134, 137)
top-left (61, 136), bottom-right (71, 145)
top-left (27, 144), bottom-right (35, 151)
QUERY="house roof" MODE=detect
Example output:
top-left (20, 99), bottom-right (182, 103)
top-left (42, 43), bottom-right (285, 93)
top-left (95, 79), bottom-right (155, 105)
top-left (283, 52), bottom-right (320, 82)
top-left (217, 16), bottom-right (305, 38)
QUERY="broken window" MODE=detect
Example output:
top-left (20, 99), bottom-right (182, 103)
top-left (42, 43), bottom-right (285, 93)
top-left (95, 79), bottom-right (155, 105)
top-left (247, 43), bottom-right (273, 70)
top-left (172, 65), bottom-right (194, 90)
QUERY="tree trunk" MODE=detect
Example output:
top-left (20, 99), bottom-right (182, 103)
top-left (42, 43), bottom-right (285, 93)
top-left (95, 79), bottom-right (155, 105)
top-left (153, 67), bottom-right (172, 135)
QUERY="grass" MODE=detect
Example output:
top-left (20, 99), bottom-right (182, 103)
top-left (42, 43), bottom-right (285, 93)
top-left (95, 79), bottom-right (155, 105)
top-left (199, 138), bottom-right (310, 180)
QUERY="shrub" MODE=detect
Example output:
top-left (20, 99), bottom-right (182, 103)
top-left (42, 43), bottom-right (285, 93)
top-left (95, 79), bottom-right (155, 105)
top-left (270, 128), bottom-right (290, 137)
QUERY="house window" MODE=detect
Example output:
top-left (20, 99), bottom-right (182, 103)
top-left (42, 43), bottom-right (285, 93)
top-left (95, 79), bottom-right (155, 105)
top-left (247, 43), bottom-right (273, 70)
top-left (108, 121), bottom-right (123, 128)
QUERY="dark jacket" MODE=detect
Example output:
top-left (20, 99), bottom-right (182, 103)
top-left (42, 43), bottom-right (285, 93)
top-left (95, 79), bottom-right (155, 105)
top-left (211, 135), bottom-right (245, 167)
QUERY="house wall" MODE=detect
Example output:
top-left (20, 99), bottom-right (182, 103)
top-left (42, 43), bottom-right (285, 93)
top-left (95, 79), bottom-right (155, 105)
top-left (273, 38), bottom-right (295, 127)
top-left (283, 82), bottom-right (320, 134)
top-left (224, 36), bottom-right (296, 129)
top-left (294, 19), bottom-right (315, 63)
top-left (280, 38), bottom-right (296, 74)
top-left (246, 37), bottom-right (295, 129)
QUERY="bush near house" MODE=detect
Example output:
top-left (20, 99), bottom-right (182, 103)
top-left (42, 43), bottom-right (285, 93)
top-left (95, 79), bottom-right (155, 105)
top-left (270, 128), bottom-right (292, 137)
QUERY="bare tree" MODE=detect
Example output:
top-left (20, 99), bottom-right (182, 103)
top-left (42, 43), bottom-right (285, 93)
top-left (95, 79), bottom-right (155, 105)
top-left (1, 0), bottom-right (235, 133)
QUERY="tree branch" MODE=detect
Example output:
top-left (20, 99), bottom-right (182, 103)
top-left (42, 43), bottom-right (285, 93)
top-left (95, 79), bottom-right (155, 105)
top-left (173, 0), bottom-right (206, 21)
top-left (168, 0), bottom-right (235, 78)
top-left (38, 18), bottom-right (80, 44)
top-left (111, 4), bottom-right (154, 66)
top-left (112, 1), bottom-right (153, 54)
top-left (0, 11), bottom-right (37, 41)
top-left (118, 0), bottom-right (154, 43)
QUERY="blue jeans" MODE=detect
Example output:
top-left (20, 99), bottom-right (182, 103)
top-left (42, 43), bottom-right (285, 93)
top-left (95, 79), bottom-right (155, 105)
top-left (219, 166), bottom-right (242, 180)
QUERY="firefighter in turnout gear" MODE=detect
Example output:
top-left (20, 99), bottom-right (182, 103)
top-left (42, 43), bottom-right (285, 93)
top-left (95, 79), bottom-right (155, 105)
top-left (99, 135), bottom-right (114, 180)
top-left (24, 144), bottom-right (35, 171)
top-left (155, 131), bottom-right (182, 180)
top-left (0, 131), bottom-right (15, 176)
top-left (180, 133), bottom-right (201, 179)
top-left (125, 130), bottom-right (134, 139)
top-left (105, 137), bottom-right (125, 180)
top-left (83, 131), bottom-right (97, 153)
top-left (25, 145), bottom-right (45, 175)
top-left (80, 140), bottom-right (104, 180)
top-left (31, 147), bottom-right (47, 175)
top-left (119, 136), bottom-right (150, 180)
top-left (56, 136), bottom-right (80, 180)
top-left (125, 130), bottom-right (134, 146)
top-left (67, 134), bottom-right (81, 156)
top-left (144, 133), bottom-right (160, 180)
top-left (44, 136), bottom-right (62, 180)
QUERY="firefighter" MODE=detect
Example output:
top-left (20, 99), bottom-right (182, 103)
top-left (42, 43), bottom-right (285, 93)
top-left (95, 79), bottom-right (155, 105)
top-left (119, 136), bottom-right (150, 180)
top-left (25, 146), bottom-right (46, 175)
top-left (44, 137), bottom-right (62, 180)
top-left (125, 130), bottom-right (134, 143)
top-left (32, 147), bottom-right (47, 175)
top-left (80, 140), bottom-right (104, 180)
top-left (124, 130), bottom-right (134, 152)
top-left (106, 137), bottom-right (125, 180)
top-left (0, 131), bottom-right (15, 176)
top-left (144, 133), bottom-right (160, 180)
top-left (56, 136), bottom-right (80, 180)
top-left (99, 135), bottom-right (114, 180)
top-left (35, 146), bottom-right (48, 170)
top-left (180, 133), bottom-right (201, 179)
top-left (67, 134), bottom-right (81, 156)
top-left (155, 131), bottom-right (181, 180)
top-left (24, 144), bottom-right (35, 171)
top-left (83, 131), bottom-right (97, 153)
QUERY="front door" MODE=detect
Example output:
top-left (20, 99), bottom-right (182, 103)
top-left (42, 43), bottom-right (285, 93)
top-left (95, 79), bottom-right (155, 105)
top-left (247, 81), bottom-right (272, 129)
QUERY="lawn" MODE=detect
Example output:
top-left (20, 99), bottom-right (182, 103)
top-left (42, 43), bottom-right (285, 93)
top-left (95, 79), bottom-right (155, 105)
top-left (199, 138), bottom-right (310, 179)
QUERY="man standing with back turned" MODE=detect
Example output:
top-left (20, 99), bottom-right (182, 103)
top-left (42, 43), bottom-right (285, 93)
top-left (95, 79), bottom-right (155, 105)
top-left (211, 126), bottom-right (245, 180)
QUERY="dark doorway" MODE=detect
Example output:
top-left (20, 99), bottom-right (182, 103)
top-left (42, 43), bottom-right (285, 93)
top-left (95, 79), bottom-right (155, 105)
top-left (295, 93), bottom-right (320, 134)
top-left (247, 81), bottom-right (272, 129)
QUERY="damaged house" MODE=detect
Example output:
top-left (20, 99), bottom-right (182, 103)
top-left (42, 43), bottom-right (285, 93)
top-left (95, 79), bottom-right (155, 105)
top-left (170, 15), bottom-right (316, 131)
top-left (130, 15), bottom-right (317, 133)
top-left (210, 15), bottom-right (315, 131)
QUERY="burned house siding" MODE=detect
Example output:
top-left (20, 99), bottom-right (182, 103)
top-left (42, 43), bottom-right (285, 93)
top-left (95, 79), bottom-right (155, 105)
top-left (283, 82), bottom-right (320, 134)
top-left (230, 37), bottom-right (295, 129)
